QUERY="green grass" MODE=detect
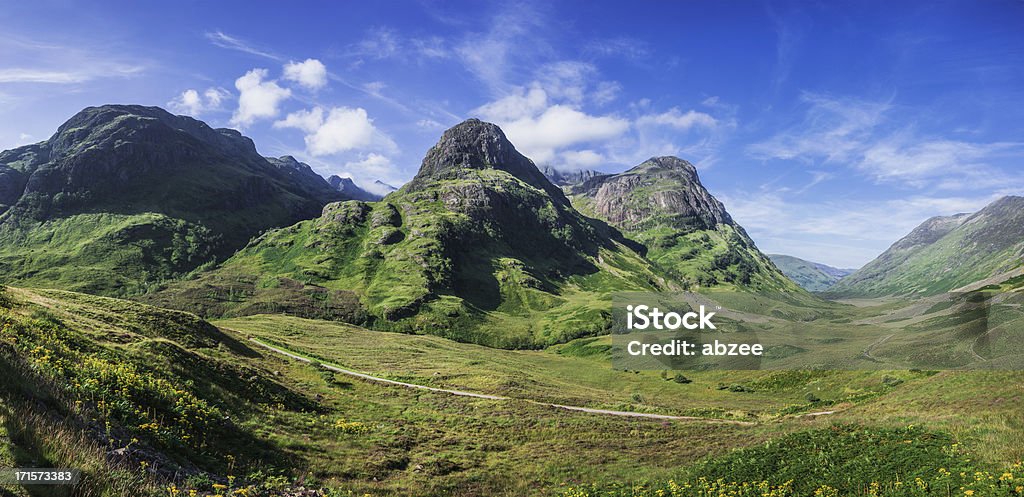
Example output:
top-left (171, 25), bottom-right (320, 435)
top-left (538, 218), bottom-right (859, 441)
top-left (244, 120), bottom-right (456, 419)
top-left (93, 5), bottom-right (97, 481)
top-left (558, 426), bottom-right (1023, 496)
top-left (1, 287), bottom-right (1023, 496)
top-left (0, 213), bottom-right (219, 296)
top-left (149, 168), bottom-right (672, 349)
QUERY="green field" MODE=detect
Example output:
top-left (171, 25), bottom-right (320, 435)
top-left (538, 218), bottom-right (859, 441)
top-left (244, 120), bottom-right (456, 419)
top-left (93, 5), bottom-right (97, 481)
top-left (2, 284), bottom-right (1021, 496)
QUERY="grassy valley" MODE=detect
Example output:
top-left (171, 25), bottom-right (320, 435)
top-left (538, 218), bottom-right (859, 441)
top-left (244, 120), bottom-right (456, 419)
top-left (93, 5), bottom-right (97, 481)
top-left (1, 286), bottom-right (1022, 496)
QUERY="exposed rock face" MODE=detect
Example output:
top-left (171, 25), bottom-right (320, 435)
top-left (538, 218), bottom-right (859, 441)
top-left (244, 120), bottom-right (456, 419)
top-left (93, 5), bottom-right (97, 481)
top-left (540, 165), bottom-right (606, 187)
top-left (574, 156), bottom-right (733, 231)
top-left (407, 118), bottom-right (569, 205)
top-left (569, 156), bottom-right (798, 291)
top-left (325, 174), bottom-right (382, 201)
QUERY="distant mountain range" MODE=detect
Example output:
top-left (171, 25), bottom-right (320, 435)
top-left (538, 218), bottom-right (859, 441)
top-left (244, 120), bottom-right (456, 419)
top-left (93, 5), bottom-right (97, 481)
top-left (768, 254), bottom-right (856, 292)
top-left (540, 165), bottom-right (606, 187)
top-left (828, 196), bottom-right (1024, 297)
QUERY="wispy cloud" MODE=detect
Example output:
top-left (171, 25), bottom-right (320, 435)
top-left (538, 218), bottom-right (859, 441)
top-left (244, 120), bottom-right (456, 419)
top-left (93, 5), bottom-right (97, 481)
top-left (749, 92), bottom-right (1024, 191)
top-left (720, 191), bottom-right (1008, 268)
top-left (454, 4), bottom-right (549, 94)
top-left (205, 31), bottom-right (282, 61)
top-left (0, 35), bottom-right (146, 85)
top-left (583, 37), bottom-right (652, 61)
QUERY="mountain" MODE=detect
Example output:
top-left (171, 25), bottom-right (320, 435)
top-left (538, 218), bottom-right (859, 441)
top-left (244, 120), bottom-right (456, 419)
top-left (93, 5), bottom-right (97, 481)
top-left (828, 196), bottom-right (1024, 297)
top-left (372, 179), bottom-right (399, 194)
top-left (147, 118), bottom-right (666, 348)
top-left (567, 156), bottom-right (800, 291)
top-left (768, 254), bottom-right (856, 292)
top-left (540, 165), bottom-right (606, 186)
top-left (326, 174), bottom-right (382, 201)
top-left (0, 105), bottom-right (343, 295)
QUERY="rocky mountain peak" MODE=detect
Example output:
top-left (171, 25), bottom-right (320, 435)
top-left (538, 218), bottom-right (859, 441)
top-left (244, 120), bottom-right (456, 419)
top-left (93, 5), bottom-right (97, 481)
top-left (50, 104), bottom-right (259, 159)
top-left (407, 118), bottom-right (566, 203)
top-left (574, 156), bottom-right (733, 231)
top-left (634, 156), bottom-right (698, 175)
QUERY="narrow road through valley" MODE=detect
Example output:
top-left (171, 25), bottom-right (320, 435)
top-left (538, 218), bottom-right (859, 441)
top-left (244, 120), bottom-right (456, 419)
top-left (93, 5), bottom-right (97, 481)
top-left (249, 338), bottom-right (756, 425)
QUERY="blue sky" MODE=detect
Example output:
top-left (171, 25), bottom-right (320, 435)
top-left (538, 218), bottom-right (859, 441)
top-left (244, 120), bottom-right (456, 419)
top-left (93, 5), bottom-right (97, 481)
top-left (1, 0), bottom-right (1022, 268)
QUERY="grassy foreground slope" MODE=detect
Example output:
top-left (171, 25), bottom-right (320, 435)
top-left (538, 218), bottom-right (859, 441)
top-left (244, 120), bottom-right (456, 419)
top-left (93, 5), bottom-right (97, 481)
top-left (221, 312), bottom-right (1024, 496)
top-left (1, 286), bottom-right (1022, 495)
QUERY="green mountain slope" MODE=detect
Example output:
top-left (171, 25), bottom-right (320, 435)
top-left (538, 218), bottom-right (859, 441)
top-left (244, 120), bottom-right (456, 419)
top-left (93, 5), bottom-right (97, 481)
top-left (147, 119), bottom-right (668, 348)
top-left (0, 105), bottom-right (343, 295)
top-left (768, 254), bottom-right (855, 291)
top-left (567, 157), bottom-right (801, 292)
top-left (828, 196), bottom-right (1024, 297)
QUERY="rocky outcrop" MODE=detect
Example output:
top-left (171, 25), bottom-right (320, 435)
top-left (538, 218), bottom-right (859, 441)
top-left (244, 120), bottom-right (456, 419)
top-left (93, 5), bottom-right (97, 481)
top-left (406, 118), bottom-right (569, 205)
top-left (574, 156), bottom-right (733, 231)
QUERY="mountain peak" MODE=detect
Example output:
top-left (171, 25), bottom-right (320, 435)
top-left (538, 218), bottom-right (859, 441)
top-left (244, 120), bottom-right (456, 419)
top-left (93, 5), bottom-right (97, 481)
top-left (574, 155), bottom-right (732, 229)
top-left (51, 104), bottom-right (258, 158)
top-left (326, 175), bottom-right (380, 201)
top-left (629, 156), bottom-right (699, 179)
top-left (407, 118), bottom-right (566, 202)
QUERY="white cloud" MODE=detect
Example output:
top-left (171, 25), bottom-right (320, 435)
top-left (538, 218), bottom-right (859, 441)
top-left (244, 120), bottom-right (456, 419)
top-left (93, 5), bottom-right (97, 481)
top-left (411, 37), bottom-right (448, 58)
top-left (205, 31), bottom-right (280, 60)
top-left (749, 93), bottom-right (1024, 189)
top-left (342, 153), bottom-right (395, 179)
top-left (231, 68), bottom-right (291, 127)
top-left (473, 86), bottom-right (549, 122)
top-left (591, 81), bottom-right (621, 106)
top-left (636, 108), bottom-right (718, 130)
top-left (416, 119), bottom-right (444, 130)
top-left (349, 27), bottom-right (400, 60)
top-left (560, 149), bottom-right (605, 169)
top-left (535, 61), bottom-right (596, 104)
top-left (168, 87), bottom-right (230, 116)
top-left (749, 93), bottom-right (888, 164)
top-left (471, 64), bottom-right (721, 169)
top-left (283, 58), bottom-right (327, 90)
top-left (720, 191), bottom-right (1006, 268)
top-left (274, 107), bottom-right (324, 133)
top-left (454, 6), bottom-right (544, 92)
top-left (583, 37), bottom-right (651, 60)
top-left (362, 81), bottom-right (386, 95)
top-left (0, 66), bottom-right (143, 84)
top-left (274, 106), bottom-right (396, 156)
top-left (495, 105), bottom-right (629, 164)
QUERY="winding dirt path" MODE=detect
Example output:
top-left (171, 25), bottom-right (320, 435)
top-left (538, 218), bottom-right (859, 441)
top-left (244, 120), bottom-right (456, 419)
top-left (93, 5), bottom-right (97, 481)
top-left (862, 333), bottom-right (895, 362)
top-left (249, 338), bottom-right (756, 425)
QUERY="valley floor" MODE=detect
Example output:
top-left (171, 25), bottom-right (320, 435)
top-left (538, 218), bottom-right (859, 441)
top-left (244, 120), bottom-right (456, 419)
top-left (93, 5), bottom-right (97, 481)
top-left (0, 287), bottom-right (1022, 496)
